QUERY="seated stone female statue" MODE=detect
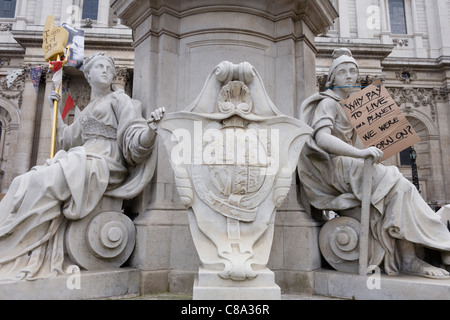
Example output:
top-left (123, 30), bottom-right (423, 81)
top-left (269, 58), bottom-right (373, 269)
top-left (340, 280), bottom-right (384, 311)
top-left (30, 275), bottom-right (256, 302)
top-left (298, 48), bottom-right (450, 279)
top-left (0, 53), bottom-right (165, 281)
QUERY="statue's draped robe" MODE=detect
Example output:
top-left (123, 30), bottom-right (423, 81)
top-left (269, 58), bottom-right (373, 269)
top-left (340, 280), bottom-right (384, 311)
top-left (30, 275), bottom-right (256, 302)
top-left (299, 90), bottom-right (450, 274)
top-left (0, 90), bottom-right (155, 280)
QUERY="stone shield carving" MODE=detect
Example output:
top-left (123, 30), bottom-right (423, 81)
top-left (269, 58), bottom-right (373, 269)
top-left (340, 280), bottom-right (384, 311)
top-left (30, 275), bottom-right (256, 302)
top-left (159, 61), bottom-right (312, 282)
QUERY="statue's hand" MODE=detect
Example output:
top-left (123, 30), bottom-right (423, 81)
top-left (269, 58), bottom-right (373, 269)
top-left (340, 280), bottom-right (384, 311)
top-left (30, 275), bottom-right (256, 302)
top-left (360, 146), bottom-right (383, 163)
top-left (48, 91), bottom-right (62, 122)
top-left (147, 107), bottom-right (166, 131)
top-left (140, 107), bottom-right (166, 148)
top-left (48, 91), bottom-right (60, 107)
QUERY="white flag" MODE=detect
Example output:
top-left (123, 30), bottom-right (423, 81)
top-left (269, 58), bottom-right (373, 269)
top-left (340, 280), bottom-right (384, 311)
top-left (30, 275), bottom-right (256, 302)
top-left (6, 69), bottom-right (23, 89)
top-left (52, 68), bottom-right (63, 91)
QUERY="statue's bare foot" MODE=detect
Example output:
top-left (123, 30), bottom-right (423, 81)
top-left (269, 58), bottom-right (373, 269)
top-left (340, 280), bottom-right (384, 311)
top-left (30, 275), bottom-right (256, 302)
top-left (401, 257), bottom-right (450, 279)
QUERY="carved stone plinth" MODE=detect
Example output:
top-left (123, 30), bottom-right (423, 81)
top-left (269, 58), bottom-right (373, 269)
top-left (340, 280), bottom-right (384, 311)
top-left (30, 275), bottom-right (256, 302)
top-left (193, 267), bottom-right (280, 300)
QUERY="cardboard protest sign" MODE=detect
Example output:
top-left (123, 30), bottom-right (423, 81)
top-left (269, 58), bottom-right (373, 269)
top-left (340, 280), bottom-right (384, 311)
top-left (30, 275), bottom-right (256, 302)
top-left (340, 80), bottom-right (420, 161)
top-left (42, 15), bottom-right (69, 62)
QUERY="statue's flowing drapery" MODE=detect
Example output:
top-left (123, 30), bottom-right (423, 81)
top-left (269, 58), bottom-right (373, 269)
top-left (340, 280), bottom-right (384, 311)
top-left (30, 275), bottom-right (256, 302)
top-left (0, 90), bottom-right (156, 281)
top-left (298, 91), bottom-right (450, 275)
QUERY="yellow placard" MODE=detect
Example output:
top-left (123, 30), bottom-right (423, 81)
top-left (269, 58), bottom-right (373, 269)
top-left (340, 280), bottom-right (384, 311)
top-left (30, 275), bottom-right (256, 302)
top-left (42, 15), bottom-right (69, 62)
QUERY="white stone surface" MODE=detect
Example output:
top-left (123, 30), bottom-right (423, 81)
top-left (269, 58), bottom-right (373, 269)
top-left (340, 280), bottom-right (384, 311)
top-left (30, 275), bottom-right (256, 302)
top-left (315, 269), bottom-right (450, 300)
top-left (158, 61), bottom-right (312, 299)
top-left (193, 268), bottom-right (281, 300)
top-left (0, 269), bottom-right (140, 300)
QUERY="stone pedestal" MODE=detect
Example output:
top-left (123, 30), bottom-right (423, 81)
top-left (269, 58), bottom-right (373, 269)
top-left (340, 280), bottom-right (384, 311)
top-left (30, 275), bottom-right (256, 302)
top-left (193, 268), bottom-right (281, 300)
top-left (314, 269), bottom-right (450, 300)
top-left (0, 269), bottom-right (140, 300)
top-left (270, 209), bottom-right (323, 293)
top-left (112, 0), bottom-right (339, 296)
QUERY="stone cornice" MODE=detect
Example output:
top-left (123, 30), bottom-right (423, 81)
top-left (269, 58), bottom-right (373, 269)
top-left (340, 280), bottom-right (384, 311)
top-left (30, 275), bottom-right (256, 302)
top-left (0, 43), bottom-right (25, 56)
top-left (382, 56), bottom-right (450, 71)
top-left (316, 42), bottom-right (395, 61)
top-left (11, 30), bottom-right (133, 51)
top-left (112, 0), bottom-right (338, 39)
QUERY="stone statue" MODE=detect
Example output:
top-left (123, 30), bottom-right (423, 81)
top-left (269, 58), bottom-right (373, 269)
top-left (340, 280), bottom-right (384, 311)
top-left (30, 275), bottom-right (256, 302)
top-left (0, 53), bottom-right (165, 281)
top-left (158, 61), bottom-right (312, 299)
top-left (298, 48), bottom-right (450, 279)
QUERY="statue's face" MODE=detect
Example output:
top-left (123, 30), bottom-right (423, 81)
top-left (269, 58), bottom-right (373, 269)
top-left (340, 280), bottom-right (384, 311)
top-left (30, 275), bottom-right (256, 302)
top-left (88, 57), bottom-right (115, 88)
top-left (333, 62), bottom-right (358, 91)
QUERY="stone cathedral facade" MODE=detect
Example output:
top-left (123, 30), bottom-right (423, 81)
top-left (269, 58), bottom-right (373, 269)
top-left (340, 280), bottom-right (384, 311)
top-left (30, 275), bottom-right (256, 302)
top-left (1, 1), bottom-right (448, 207)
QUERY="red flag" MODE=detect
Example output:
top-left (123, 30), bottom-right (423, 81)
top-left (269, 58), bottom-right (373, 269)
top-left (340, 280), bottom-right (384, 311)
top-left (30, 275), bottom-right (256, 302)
top-left (50, 60), bottom-right (64, 72)
top-left (62, 94), bottom-right (75, 119)
top-left (50, 60), bottom-right (64, 92)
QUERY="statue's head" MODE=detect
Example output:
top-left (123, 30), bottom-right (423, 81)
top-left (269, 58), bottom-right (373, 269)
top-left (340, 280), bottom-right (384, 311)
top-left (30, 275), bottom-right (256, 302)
top-left (326, 48), bottom-right (359, 90)
top-left (83, 53), bottom-right (117, 90)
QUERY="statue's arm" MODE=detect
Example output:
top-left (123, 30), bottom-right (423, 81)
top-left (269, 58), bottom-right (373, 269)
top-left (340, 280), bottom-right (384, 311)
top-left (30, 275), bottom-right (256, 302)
top-left (113, 92), bottom-right (165, 165)
top-left (48, 92), bottom-right (83, 151)
top-left (139, 107), bottom-right (166, 149)
top-left (315, 126), bottom-right (383, 162)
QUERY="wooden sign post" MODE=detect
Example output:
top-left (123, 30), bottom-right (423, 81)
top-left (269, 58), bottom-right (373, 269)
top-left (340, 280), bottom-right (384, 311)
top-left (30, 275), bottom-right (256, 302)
top-left (42, 15), bottom-right (70, 159)
top-left (340, 80), bottom-right (421, 161)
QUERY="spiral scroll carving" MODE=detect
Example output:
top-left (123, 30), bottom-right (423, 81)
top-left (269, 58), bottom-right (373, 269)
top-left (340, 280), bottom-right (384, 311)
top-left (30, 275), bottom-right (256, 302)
top-left (65, 211), bottom-right (136, 270)
top-left (319, 216), bottom-right (361, 274)
top-left (215, 61), bottom-right (255, 84)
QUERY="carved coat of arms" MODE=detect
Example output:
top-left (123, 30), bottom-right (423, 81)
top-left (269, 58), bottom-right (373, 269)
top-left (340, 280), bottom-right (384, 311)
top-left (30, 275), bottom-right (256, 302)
top-left (159, 61), bottom-right (312, 281)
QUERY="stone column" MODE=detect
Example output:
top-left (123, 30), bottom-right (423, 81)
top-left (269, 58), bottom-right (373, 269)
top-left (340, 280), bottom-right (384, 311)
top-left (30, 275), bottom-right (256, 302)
top-left (269, 18), bottom-right (324, 293)
top-left (35, 71), bottom-right (54, 166)
top-left (12, 66), bottom-right (39, 177)
top-left (97, 0), bottom-right (110, 27)
top-left (337, 0), bottom-right (350, 38)
top-left (435, 91), bottom-right (450, 203)
top-left (355, 0), bottom-right (369, 39)
top-left (379, 0), bottom-right (391, 45)
top-left (39, 1), bottom-right (55, 25)
top-left (113, 67), bottom-right (129, 92)
top-left (436, 0), bottom-right (450, 56)
top-left (15, 0), bottom-right (29, 29)
top-left (2, 124), bottom-right (19, 193)
top-left (113, 0), bottom-right (338, 295)
top-left (410, 0), bottom-right (427, 58)
top-left (60, 0), bottom-right (76, 26)
top-left (0, 96), bottom-right (21, 192)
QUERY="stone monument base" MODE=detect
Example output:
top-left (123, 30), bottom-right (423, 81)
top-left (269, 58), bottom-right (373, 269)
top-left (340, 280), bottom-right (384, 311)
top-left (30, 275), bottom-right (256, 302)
top-left (193, 267), bottom-right (281, 300)
top-left (0, 268), bottom-right (140, 300)
top-left (314, 269), bottom-right (450, 300)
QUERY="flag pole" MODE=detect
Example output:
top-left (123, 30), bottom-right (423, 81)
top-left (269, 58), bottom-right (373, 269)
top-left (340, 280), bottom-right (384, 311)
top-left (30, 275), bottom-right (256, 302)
top-left (50, 55), bottom-right (61, 159)
top-left (48, 49), bottom-right (70, 159)
top-left (42, 15), bottom-right (70, 159)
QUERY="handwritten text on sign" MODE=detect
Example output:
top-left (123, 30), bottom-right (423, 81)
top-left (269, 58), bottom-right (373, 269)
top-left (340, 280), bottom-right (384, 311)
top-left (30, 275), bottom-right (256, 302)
top-left (42, 15), bottom-right (69, 62)
top-left (340, 80), bottom-right (420, 161)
